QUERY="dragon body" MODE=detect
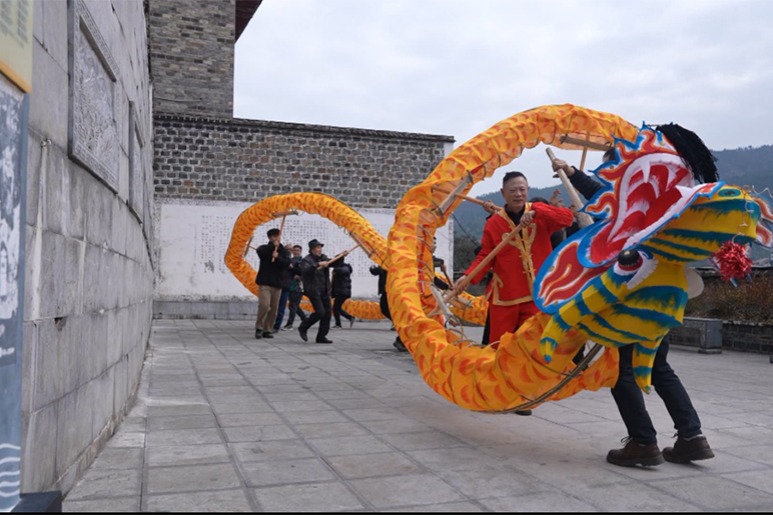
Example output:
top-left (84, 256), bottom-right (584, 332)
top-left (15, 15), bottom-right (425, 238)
top-left (225, 104), bottom-right (773, 413)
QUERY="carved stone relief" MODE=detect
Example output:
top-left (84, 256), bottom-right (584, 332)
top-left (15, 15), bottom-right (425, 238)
top-left (68, 0), bottom-right (119, 191)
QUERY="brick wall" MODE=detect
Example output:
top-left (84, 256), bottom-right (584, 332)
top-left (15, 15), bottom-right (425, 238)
top-left (153, 114), bottom-right (453, 207)
top-left (147, 0), bottom-right (235, 118)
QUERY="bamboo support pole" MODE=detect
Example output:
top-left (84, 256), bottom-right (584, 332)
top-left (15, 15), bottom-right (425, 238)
top-left (433, 185), bottom-right (494, 209)
top-left (558, 134), bottom-right (611, 151)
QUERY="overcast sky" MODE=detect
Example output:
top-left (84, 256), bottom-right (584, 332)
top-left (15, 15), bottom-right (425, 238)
top-left (234, 0), bottom-right (773, 196)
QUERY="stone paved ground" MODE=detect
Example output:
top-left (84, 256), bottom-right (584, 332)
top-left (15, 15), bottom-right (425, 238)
top-left (63, 319), bottom-right (773, 512)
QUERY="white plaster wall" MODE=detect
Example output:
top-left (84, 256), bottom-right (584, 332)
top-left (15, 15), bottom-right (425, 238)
top-left (155, 198), bottom-right (454, 301)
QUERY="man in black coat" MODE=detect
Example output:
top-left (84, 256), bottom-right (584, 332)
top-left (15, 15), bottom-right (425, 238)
top-left (369, 264), bottom-right (407, 352)
top-left (255, 228), bottom-right (291, 339)
top-left (298, 239), bottom-right (334, 344)
top-left (331, 256), bottom-right (355, 328)
top-left (282, 244), bottom-right (308, 330)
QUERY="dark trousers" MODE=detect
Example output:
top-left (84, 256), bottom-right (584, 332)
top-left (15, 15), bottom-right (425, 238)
top-left (285, 291), bottom-right (307, 327)
top-left (300, 294), bottom-right (331, 340)
top-left (273, 288), bottom-right (290, 331)
top-left (611, 339), bottom-right (702, 445)
top-left (333, 295), bottom-right (354, 326)
top-left (379, 294), bottom-right (391, 320)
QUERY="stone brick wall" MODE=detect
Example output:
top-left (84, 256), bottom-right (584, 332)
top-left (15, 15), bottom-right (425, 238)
top-left (153, 114), bottom-right (453, 207)
top-left (147, 0), bottom-right (235, 118)
top-left (721, 321), bottom-right (773, 355)
top-left (23, 0), bottom-right (154, 496)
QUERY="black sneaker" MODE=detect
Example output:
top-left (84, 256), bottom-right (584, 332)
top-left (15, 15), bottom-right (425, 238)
top-left (606, 437), bottom-right (664, 467)
top-left (298, 327), bottom-right (308, 342)
top-left (663, 435), bottom-right (714, 463)
top-left (262, 331), bottom-right (274, 339)
top-left (393, 337), bottom-right (407, 352)
top-left (514, 410), bottom-right (532, 416)
top-left (255, 330), bottom-right (262, 339)
top-left (348, 318), bottom-right (355, 329)
top-left (316, 338), bottom-right (333, 344)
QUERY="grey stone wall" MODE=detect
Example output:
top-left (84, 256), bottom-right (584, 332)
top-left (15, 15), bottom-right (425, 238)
top-left (22, 0), bottom-right (154, 496)
top-left (154, 114), bottom-right (453, 207)
top-left (670, 317), bottom-right (772, 356)
top-left (148, 0), bottom-right (235, 118)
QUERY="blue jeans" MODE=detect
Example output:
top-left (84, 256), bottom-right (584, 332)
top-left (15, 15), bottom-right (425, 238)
top-left (285, 290), bottom-right (307, 327)
top-left (272, 288), bottom-right (290, 331)
top-left (611, 338), bottom-right (702, 445)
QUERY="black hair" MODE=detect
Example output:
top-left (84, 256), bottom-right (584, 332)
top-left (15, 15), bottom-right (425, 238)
top-left (602, 147), bottom-right (615, 163)
top-left (502, 171), bottom-right (527, 186)
top-left (656, 123), bottom-right (719, 183)
top-left (292, 244), bottom-right (302, 250)
top-left (267, 228), bottom-right (280, 238)
top-left (529, 196), bottom-right (549, 204)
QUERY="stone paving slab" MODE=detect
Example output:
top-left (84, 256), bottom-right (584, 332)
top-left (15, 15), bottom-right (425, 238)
top-left (62, 319), bottom-right (773, 512)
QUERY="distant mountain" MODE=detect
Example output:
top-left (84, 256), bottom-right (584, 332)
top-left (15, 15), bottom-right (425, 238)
top-left (713, 145), bottom-right (773, 195)
top-left (451, 145), bottom-right (773, 271)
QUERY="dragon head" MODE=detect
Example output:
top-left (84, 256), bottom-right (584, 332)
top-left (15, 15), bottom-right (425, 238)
top-left (535, 126), bottom-right (773, 392)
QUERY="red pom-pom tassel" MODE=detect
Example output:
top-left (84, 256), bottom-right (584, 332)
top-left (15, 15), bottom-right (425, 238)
top-left (712, 241), bottom-right (752, 282)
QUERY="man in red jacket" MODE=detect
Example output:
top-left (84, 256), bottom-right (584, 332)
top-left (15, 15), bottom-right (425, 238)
top-left (452, 171), bottom-right (573, 345)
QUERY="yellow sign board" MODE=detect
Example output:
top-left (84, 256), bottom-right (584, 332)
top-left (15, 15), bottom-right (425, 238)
top-left (0, 0), bottom-right (33, 92)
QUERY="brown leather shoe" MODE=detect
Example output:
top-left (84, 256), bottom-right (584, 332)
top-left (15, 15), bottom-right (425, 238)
top-left (606, 437), bottom-right (664, 467)
top-left (663, 435), bottom-right (714, 463)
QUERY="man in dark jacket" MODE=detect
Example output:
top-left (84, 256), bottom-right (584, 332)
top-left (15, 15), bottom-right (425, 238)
top-left (272, 244), bottom-right (294, 332)
top-left (298, 239), bottom-right (334, 344)
top-left (369, 264), bottom-right (407, 352)
top-left (255, 228), bottom-right (291, 339)
top-left (331, 256), bottom-right (355, 328)
top-left (282, 244), bottom-right (308, 330)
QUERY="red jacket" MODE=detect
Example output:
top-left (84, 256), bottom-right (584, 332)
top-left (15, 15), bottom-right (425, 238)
top-left (465, 202), bottom-right (573, 306)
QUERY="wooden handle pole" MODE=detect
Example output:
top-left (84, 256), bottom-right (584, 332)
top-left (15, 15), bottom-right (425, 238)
top-left (546, 148), bottom-right (594, 228)
top-left (271, 216), bottom-right (288, 262)
top-left (443, 224), bottom-right (522, 303)
top-left (327, 243), bottom-right (361, 266)
top-left (578, 132), bottom-right (591, 172)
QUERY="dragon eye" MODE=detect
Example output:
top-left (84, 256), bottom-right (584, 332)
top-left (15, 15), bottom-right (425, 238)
top-left (719, 188), bottom-right (740, 197)
top-left (617, 250), bottom-right (642, 271)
